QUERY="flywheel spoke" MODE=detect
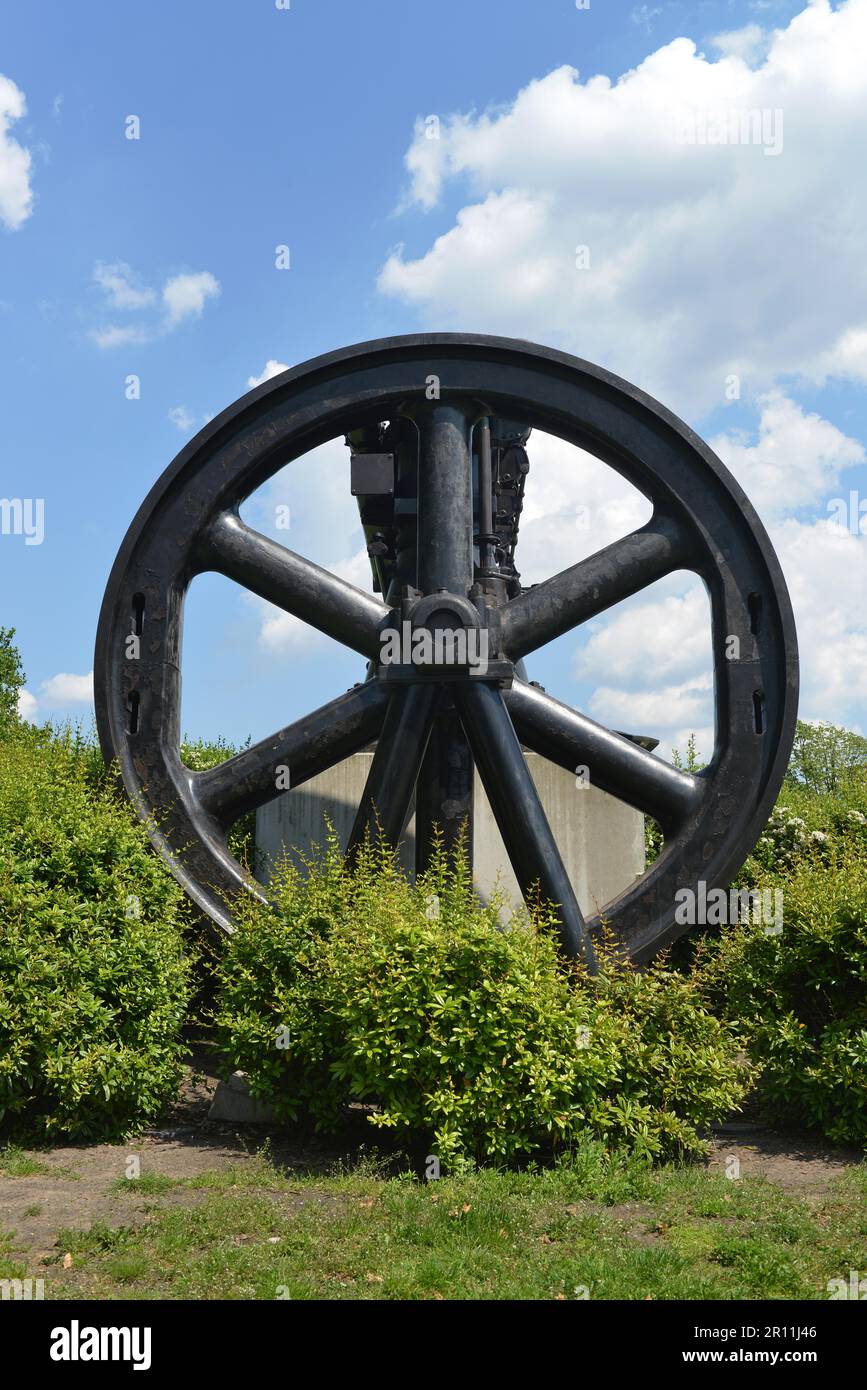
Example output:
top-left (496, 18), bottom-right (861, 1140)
top-left (345, 684), bottom-right (439, 860)
top-left (200, 511), bottom-right (391, 658)
top-left (500, 514), bottom-right (692, 660)
top-left (195, 680), bottom-right (389, 827)
top-left (454, 681), bottom-right (597, 970)
top-left (504, 679), bottom-right (703, 836)
top-left (414, 702), bottom-right (474, 875)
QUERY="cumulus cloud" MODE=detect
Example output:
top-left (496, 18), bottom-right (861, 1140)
top-left (811, 325), bottom-right (867, 385)
top-left (17, 688), bottom-right (37, 721)
top-left (0, 73), bottom-right (34, 230)
top-left (370, 1), bottom-right (867, 757)
top-left (525, 394), bottom-right (867, 755)
top-left (569, 517), bottom-right (867, 756)
top-left (576, 584), bottom-right (712, 689)
top-left (89, 324), bottom-right (150, 350)
top-left (710, 23), bottom-right (768, 65)
top-left (257, 606), bottom-right (319, 653)
top-left (589, 673), bottom-right (714, 747)
top-left (234, 437), bottom-right (368, 655)
top-left (37, 670), bottom-right (94, 706)
top-left (570, 507), bottom-right (867, 754)
top-left (16, 671), bottom-right (95, 721)
top-left (168, 406), bottom-right (195, 433)
top-left (247, 359), bottom-right (290, 388)
top-left (93, 261), bottom-right (156, 311)
top-left (505, 429), bottom-right (652, 586)
top-left (162, 270), bottom-right (220, 327)
top-left (711, 391), bottom-right (864, 517)
top-left (772, 517), bottom-right (867, 723)
top-left (89, 264), bottom-right (220, 349)
top-left (379, 0), bottom-right (867, 416)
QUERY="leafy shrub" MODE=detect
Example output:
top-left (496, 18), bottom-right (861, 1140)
top-left (0, 627), bottom-right (25, 732)
top-left (214, 837), bottom-right (751, 1167)
top-left (696, 848), bottom-right (867, 1146)
top-left (747, 806), bottom-right (829, 877)
top-left (740, 782), bottom-right (867, 885)
top-left (0, 724), bottom-right (192, 1141)
top-left (668, 768), bottom-right (867, 970)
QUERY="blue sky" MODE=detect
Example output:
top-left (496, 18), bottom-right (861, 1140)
top-left (2, 0), bottom-right (866, 762)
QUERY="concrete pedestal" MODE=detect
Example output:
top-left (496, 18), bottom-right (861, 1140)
top-left (256, 751), bottom-right (645, 917)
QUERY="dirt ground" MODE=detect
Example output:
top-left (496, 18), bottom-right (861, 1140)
top-left (1, 1050), bottom-right (863, 1270)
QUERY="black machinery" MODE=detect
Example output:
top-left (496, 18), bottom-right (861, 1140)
top-left (94, 334), bottom-right (799, 969)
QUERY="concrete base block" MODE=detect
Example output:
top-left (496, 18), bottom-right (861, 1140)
top-left (256, 751), bottom-right (645, 917)
top-left (208, 1070), bottom-right (278, 1124)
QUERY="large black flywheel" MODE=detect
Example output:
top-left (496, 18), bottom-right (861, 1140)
top-left (94, 334), bottom-right (799, 968)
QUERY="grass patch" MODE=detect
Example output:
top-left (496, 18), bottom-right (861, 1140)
top-left (0, 1145), bottom-right (52, 1177)
top-left (109, 1173), bottom-right (181, 1196)
top-left (43, 1146), bottom-right (867, 1301)
top-left (0, 1145), bottom-right (79, 1180)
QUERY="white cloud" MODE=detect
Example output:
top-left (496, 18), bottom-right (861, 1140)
top-left (168, 405), bottom-right (195, 433)
top-left (38, 670), bottom-right (94, 706)
top-left (589, 674), bottom-right (714, 748)
top-left (89, 324), bottom-right (150, 350)
top-left (811, 325), bottom-right (867, 385)
top-left (93, 261), bottom-right (156, 310)
top-left (711, 391), bottom-right (864, 516)
top-left (631, 5), bottom-right (662, 34)
top-left (379, 0), bottom-right (867, 415)
top-left (0, 73), bottom-right (34, 230)
top-left (511, 430), bottom-right (652, 585)
top-left (162, 270), bottom-right (220, 326)
top-left (560, 508), bottom-right (867, 756)
top-left (710, 23), bottom-right (767, 65)
top-left (257, 606), bottom-right (318, 653)
top-left (90, 265), bottom-right (220, 349)
top-left (237, 437), bottom-right (369, 655)
top-left (17, 688), bottom-right (37, 721)
top-left (248, 359), bottom-right (290, 388)
top-left (772, 517), bottom-right (867, 721)
top-left (576, 584), bottom-right (711, 688)
top-left (539, 388), bottom-right (867, 754)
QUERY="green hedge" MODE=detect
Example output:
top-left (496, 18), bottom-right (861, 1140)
top-left (0, 725), bottom-right (192, 1142)
top-left (215, 837), bottom-right (751, 1167)
top-left (696, 846), bottom-right (867, 1146)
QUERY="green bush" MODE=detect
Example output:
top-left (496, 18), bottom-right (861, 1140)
top-left (214, 836), bottom-right (751, 1167)
top-left (0, 724), bottom-right (192, 1142)
top-left (739, 781), bottom-right (867, 884)
top-left (696, 848), bottom-right (867, 1146)
top-left (0, 627), bottom-right (25, 733)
